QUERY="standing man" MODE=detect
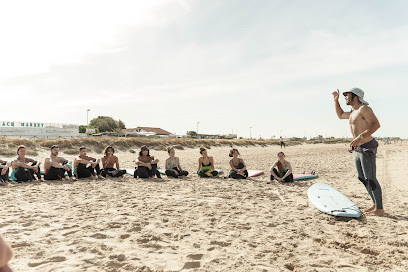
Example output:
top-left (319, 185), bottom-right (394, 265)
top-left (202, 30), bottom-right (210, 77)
top-left (332, 88), bottom-right (384, 216)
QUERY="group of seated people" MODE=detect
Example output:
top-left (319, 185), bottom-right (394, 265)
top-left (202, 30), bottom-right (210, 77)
top-left (0, 144), bottom-right (294, 184)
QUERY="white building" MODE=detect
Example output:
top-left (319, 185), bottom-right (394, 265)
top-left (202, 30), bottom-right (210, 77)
top-left (0, 121), bottom-right (83, 139)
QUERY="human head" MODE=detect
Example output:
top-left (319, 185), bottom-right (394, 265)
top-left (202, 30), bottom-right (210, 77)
top-left (277, 151), bottom-right (285, 161)
top-left (51, 145), bottom-right (59, 156)
top-left (343, 88), bottom-right (368, 106)
top-left (140, 145), bottom-right (150, 156)
top-left (167, 146), bottom-right (175, 157)
top-left (79, 146), bottom-right (87, 156)
top-left (17, 145), bottom-right (26, 156)
top-left (104, 145), bottom-right (115, 155)
top-left (200, 147), bottom-right (207, 156)
top-left (229, 148), bottom-right (239, 158)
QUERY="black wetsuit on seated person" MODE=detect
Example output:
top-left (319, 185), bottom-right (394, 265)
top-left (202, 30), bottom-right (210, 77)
top-left (198, 159), bottom-right (218, 177)
top-left (75, 162), bottom-right (101, 179)
top-left (136, 156), bottom-right (161, 179)
top-left (0, 162), bottom-right (9, 183)
top-left (165, 158), bottom-right (188, 178)
top-left (101, 168), bottom-right (126, 178)
top-left (270, 166), bottom-right (293, 183)
top-left (44, 161), bottom-right (73, 180)
top-left (11, 158), bottom-right (41, 182)
top-left (229, 160), bottom-right (248, 179)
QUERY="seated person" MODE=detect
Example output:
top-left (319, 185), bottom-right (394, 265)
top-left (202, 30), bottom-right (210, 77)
top-left (10, 145), bottom-right (42, 183)
top-left (0, 160), bottom-right (12, 186)
top-left (165, 147), bottom-right (188, 178)
top-left (135, 146), bottom-right (161, 179)
top-left (100, 146), bottom-right (126, 178)
top-left (229, 148), bottom-right (248, 179)
top-left (44, 145), bottom-right (76, 181)
top-left (269, 152), bottom-right (293, 183)
top-left (0, 234), bottom-right (14, 272)
top-left (197, 147), bottom-right (218, 177)
top-left (73, 147), bottom-right (103, 180)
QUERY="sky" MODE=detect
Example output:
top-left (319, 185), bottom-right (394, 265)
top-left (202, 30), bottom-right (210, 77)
top-left (1, 0), bottom-right (407, 139)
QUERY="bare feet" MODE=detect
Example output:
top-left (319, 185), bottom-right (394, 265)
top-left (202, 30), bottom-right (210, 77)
top-left (364, 204), bottom-right (375, 213)
top-left (97, 175), bottom-right (104, 180)
top-left (366, 209), bottom-right (385, 216)
top-left (91, 175), bottom-right (97, 180)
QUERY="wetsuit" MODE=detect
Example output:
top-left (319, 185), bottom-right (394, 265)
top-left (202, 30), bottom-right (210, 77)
top-left (44, 162), bottom-right (73, 180)
top-left (198, 159), bottom-right (218, 177)
top-left (74, 161), bottom-right (101, 179)
top-left (229, 159), bottom-right (248, 179)
top-left (136, 156), bottom-right (161, 178)
top-left (271, 166), bottom-right (293, 183)
top-left (101, 168), bottom-right (126, 178)
top-left (165, 158), bottom-right (188, 178)
top-left (10, 158), bottom-right (41, 182)
top-left (354, 138), bottom-right (383, 210)
top-left (0, 162), bottom-right (10, 183)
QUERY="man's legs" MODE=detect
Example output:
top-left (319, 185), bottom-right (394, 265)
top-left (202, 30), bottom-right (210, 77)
top-left (354, 151), bottom-right (384, 214)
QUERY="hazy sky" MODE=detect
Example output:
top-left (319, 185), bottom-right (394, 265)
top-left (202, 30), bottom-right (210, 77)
top-left (1, 0), bottom-right (407, 138)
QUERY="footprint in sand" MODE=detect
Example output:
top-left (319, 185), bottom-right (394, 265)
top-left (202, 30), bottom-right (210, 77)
top-left (28, 256), bottom-right (67, 267)
top-left (186, 254), bottom-right (204, 260)
top-left (90, 233), bottom-right (108, 239)
top-left (182, 262), bottom-right (201, 269)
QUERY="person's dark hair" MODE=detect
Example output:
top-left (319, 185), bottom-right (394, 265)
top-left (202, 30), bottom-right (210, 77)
top-left (139, 146), bottom-right (150, 157)
top-left (199, 147), bottom-right (206, 154)
top-left (17, 145), bottom-right (26, 155)
top-left (104, 145), bottom-right (115, 155)
top-left (276, 152), bottom-right (285, 175)
top-left (167, 146), bottom-right (174, 154)
top-left (229, 148), bottom-right (239, 157)
top-left (51, 145), bottom-right (59, 150)
top-left (79, 146), bottom-right (87, 151)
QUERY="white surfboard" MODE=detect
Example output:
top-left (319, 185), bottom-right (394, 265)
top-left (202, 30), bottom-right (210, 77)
top-left (308, 183), bottom-right (361, 218)
top-left (247, 170), bottom-right (264, 177)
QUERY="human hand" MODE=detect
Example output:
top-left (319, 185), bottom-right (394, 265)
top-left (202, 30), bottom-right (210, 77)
top-left (350, 136), bottom-right (363, 149)
top-left (332, 89), bottom-right (340, 101)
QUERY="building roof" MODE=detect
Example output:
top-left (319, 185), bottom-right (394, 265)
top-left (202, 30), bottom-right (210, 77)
top-left (136, 127), bottom-right (172, 135)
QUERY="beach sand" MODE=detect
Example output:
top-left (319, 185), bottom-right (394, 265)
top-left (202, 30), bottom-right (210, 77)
top-left (1, 143), bottom-right (407, 271)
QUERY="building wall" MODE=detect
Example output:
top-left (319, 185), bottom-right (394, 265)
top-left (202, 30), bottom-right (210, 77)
top-left (0, 127), bottom-right (83, 139)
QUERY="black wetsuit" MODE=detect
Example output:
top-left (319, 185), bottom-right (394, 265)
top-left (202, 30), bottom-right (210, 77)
top-left (0, 162), bottom-right (9, 183)
top-left (101, 168), bottom-right (126, 178)
top-left (13, 158), bottom-right (41, 182)
top-left (75, 161), bottom-right (101, 179)
top-left (229, 159), bottom-right (248, 179)
top-left (165, 158), bottom-right (188, 178)
top-left (198, 159), bottom-right (218, 177)
top-left (44, 161), bottom-right (73, 180)
top-left (270, 168), bottom-right (293, 183)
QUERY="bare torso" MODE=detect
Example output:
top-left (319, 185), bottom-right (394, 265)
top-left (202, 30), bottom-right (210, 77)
top-left (44, 156), bottom-right (65, 171)
top-left (349, 105), bottom-right (374, 144)
top-left (102, 155), bottom-right (118, 168)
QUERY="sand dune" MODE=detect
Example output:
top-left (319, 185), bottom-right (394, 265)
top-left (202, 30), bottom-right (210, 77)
top-left (1, 143), bottom-right (407, 271)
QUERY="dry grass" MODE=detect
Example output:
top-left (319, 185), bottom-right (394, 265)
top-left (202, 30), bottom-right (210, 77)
top-left (0, 147), bottom-right (16, 157)
top-left (0, 137), bottom-right (352, 154)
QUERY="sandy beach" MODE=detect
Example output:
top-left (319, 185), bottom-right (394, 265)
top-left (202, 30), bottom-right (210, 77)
top-left (1, 142), bottom-right (408, 271)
